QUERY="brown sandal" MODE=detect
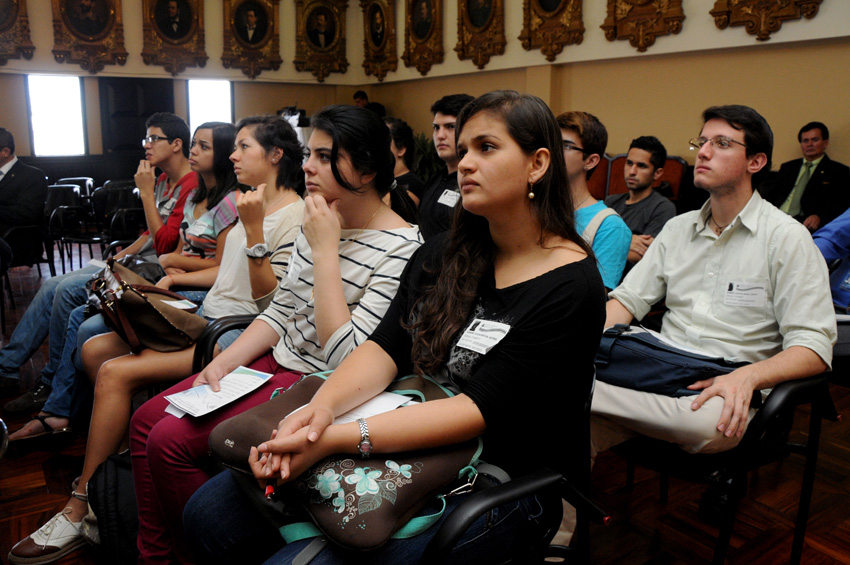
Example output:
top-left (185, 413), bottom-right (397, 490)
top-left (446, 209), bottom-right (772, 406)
top-left (9, 413), bottom-right (72, 443)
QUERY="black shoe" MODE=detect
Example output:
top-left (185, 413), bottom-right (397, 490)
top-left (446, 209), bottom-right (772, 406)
top-left (3, 382), bottom-right (52, 414)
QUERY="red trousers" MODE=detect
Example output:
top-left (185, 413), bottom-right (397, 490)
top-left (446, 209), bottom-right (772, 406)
top-left (129, 351), bottom-right (302, 564)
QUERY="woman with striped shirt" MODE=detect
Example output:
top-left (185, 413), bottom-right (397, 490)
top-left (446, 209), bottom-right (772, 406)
top-left (126, 105), bottom-right (422, 563)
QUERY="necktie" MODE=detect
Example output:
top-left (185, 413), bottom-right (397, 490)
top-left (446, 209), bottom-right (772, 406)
top-left (780, 161), bottom-right (813, 217)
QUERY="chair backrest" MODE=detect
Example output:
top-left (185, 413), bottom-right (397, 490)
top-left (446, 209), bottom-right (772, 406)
top-left (44, 184), bottom-right (81, 217)
top-left (587, 154), bottom-right (612, 201)
top-left (606, 154), bottom-right (629, 198)
top-left (103, 178), bottom-right (136, 191)
top-left (57, 177), bottom-right (95, 198)
top-left (91, 185), bottom-right (140, 227)
top-left (654, 156), bottom-right (687, 201)
top-left (1, 225), bottom-right (48, 269)
top-left (108, 208), bottom-right (147, 241)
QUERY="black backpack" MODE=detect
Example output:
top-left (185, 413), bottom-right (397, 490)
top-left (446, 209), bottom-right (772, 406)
top-left (87, 450), bottom-right (140, 564)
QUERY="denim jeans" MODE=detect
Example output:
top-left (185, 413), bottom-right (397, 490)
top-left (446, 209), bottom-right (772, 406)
top-left (0, 265), bottom-right (97, 384)
top-left (184, 468), bottom-right (551, 565)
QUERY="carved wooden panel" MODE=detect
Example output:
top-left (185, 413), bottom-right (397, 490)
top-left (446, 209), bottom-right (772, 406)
top-left (51, 0), bottom-right (127, 72)
top-left (361, 0), bottom-right (397, 81)
top-left (402, 0), bottom-right (443, 75)
top-left (518, 0), bottom-right (584, 62)
top-left (141, 0), bottom-right (207, 76)
top-left (710, 0), bottom-right (822, 41)
top-left (294, 0), bottom-right (348, 82)
top-left (221, 0), bottom-right (282, 79)
top-left (0, 0), bottom-right (34, 65)
top-left (601, 0), bottom-right (685, 53)
top-left (455, 0), bottom-right (505, 69)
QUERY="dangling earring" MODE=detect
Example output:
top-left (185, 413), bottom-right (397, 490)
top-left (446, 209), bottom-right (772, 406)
top-left (527, 181), bottom-right (535, 200)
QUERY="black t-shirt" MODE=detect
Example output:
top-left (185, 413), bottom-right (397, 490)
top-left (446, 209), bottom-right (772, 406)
top-left (395, 171), bottom-right (426, 201)
top-left (417, 171), bottom-right (459, 241)
top-left (368, 234), bottom-right (607, 480)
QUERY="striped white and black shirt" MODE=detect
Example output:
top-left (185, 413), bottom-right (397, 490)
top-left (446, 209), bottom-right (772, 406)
top-left (257, 225), bottom-right (423, 374)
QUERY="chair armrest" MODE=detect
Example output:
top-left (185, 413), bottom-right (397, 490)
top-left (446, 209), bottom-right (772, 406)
top-left (191, 314), bottom-right (259, 373)
top-left (739, 374), bottom-right (837, 450)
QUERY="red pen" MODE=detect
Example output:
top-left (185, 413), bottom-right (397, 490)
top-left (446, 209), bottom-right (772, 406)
top-left (265, 480), bottom-right (275, 501)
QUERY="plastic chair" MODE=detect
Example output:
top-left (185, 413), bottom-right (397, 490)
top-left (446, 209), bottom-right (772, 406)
top-left (611, 375), bottom-right (838, 565)
top-left (57, 176), bottom-right (95, 199)
top-left (191, 314), bottom-right (260, 372)
top-left (587, 154), bottom-right (612, 201)
top-left (63, 185), bottom-right (141, 268)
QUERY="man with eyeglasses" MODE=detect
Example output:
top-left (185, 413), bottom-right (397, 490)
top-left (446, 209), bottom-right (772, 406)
top-left (762, 121), bottom-right (850, 233)
top-left (604, 136), bottom-right (676, 267)
top-left (556, 111), bottom-right (631, 290)
top-left (0, 113), bottom-right (197, 420)
top-left (594, 105), bottom-right (835, 455)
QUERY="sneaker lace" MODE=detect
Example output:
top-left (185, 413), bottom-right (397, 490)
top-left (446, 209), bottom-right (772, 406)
top-left (35, 508), bottom-right (74, 549)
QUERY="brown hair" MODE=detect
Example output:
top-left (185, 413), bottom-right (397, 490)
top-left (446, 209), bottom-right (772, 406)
top-left (556, 111), bottom-right (608, 179)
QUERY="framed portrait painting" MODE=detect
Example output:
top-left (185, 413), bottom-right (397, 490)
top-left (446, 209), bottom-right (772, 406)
top-left (294, 0), bottom-right (348, 82)
top-left (402, 0), bottom-right (443, 75)
top-left (141, 0), bottom-right (207, 75)
top-left (455, 0), bottom-right (504, 69)
top-left (222, 0), bottom-right (282, 79)
top-left (0, 0), bottom-right (35, 65)
top-left (51, 0), bottom-right (128, 72)
top-left (518, 0), bottom-right (584, 61)
top-left (361, 0), bottom-right (397, 81)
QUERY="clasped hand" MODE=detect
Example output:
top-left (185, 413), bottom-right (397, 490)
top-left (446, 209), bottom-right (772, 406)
top-left (249, 404), bottom-right (335, 484)
top-left (687, 366), bottom-right (757, 439)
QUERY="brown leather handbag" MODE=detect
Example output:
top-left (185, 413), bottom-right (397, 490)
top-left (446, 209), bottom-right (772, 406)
top-left (91, 258), bottom-right (208, 353)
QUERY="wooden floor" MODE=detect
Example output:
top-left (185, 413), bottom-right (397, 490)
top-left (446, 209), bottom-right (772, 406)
top-left (1, 249), bottom-right (850, 564)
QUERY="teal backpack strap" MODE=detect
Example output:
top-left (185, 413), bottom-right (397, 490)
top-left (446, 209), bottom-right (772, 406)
top-left (391, 496), bottom-right (447, 539)
top-left (280, 521), bottom-right (323, 544)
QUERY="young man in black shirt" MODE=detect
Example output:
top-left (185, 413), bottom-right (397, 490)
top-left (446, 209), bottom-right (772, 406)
top-left (417, 94), bottom-right (473, 240)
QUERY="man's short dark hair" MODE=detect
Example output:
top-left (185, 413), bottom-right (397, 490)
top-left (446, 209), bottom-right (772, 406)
top-left (353, 90), bottom-right (368, 101)
top-left (629, 135), bottom-right (667, 171)
top-left (145, 112), bottom-right (190, 157)
top-left (430, 94), bottom-right (474, 118)
top-left (0, 128), bottom-right (15, 154)
top-left (702, 105), bottom-right (773, 174)
top-left (798, 121), bottom-right (829, 142)
top-left (555, 111), bottom-right (608, 179)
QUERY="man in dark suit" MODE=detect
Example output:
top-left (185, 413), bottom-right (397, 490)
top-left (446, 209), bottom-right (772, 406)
top-left (236, 7), bottom-right (267, 45)
top-left (158, 0), bottom-right (191, 40)
top-left (764, 121), bottom-right (850, 232)
top-left (0, 128), bottom-right (48, 229)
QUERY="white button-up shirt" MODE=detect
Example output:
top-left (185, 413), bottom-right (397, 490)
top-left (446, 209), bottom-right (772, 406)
top-left (610, 190), bottom-right (836, 367)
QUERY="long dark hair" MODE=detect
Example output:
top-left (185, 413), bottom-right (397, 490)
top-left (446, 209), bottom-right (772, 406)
top-left (384, 116), bottom-right (416, 170)
top-left (311, 105), bottom-right (417, 223)
top-left (190, 122), bottom-right (238, 209)
top-left (409, 90), bottom-right (593, 376)
top-left (235, 115), bottom-right (306, 196)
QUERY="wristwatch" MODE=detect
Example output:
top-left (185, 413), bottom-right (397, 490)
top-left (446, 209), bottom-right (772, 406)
top-left (357, 418), bottom-right (373, 459)
top-left (244, 242), bottom-right (269, 259)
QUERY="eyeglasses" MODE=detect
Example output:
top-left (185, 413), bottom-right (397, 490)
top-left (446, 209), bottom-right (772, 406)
top-left (689, 136), bottom-right (746, 151)
top-left (563, 142), bottom-right (586, 154)
top-left (142, 135), bottom-right (175, 147)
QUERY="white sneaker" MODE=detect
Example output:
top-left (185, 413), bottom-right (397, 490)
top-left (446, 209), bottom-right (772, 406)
top-left (8, 507), bottom-right (86, 564)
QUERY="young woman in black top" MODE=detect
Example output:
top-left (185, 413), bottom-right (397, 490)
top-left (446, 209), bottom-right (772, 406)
top-left (184, 90), bottom-right (607, 563)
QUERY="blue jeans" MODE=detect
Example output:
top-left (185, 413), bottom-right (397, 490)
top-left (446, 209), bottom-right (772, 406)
top-left (184, 469), bottom-right (551, 564)
top-left (42, 307), bottom-right (110, 419)
top-left (0, 265), bottom-right (97, 384)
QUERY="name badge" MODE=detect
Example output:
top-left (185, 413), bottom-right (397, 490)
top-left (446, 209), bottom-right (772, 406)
top-left (186, 220), bottom-right (210, 238)
top-left (723, 281), bottom-right (766, 307)
top-left (437, 189), bottom-right (460, 208)
top-left (456, 319), bottom-right (511, 354)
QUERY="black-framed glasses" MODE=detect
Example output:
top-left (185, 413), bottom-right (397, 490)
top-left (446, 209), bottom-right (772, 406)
top-left (142, 135), bottom-right (175, 147)
top-left (563, 141), bottom-right (586, 153)
top-left (689, 136), bottom-right (746, 151)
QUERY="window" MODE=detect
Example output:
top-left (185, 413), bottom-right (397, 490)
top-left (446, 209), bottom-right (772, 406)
top-left (27, 75), bottom-right (86, 156)
top-left (187, 80), bottom-right (233, 135)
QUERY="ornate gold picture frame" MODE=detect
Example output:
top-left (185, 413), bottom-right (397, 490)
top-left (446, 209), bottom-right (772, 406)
top-left (0, 0), bottom-right (35, 65)
top-left (361, 0), bottom-right (397, 81)
top-left (51, 0), bottom-right (127, 72)
top-left (710, 0), bottom-right (822, 42)
top-left (601, 0), bottom-right (685, 53)
top-left (455, 0), bottom-right (505, 69)
top-left (402, 0), bottom-right (443, 75)
top-left (518, 0), bottom-right (584, 62)
top-left (222, 0), bottom-right (282, 79)
top-left (141, 0), bottom-right (207, 75)
top-left (294, 0), bottom-right (348, 82)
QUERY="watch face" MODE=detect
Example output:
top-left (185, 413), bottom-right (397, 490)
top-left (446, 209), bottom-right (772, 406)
top-left (359, 440), bottom-right (373, 455)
